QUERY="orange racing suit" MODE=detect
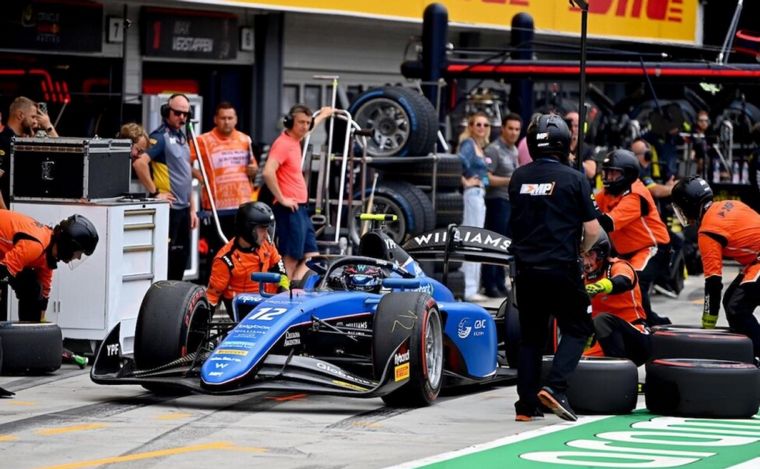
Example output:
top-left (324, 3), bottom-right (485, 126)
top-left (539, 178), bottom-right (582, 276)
top-left (206, 237), bottom-right (286, 313)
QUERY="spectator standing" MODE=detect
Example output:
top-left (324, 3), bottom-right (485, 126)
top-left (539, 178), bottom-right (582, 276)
top-left (631, 138), bottom-right (675, 199)
top-left (190, 102), bottom-right (258, 256)
top-left (482, 112), bottom-right (520, 298)
top-left (459, 112), bottom-right (491, 302)
top-left (118, 123), bottom-right (150, 160)
top-left (509, 113), bottom-right (600, 422)
top-left (0, 211), bottom-right (98, 322)
top-left (565, 111), bottom-right (597, 181)
top-left (0, 97), bottom-right (41, 210)
top-left (132, 93), bottom-right (198, 280)
top-left (262, 104), bottom-right (333, 280)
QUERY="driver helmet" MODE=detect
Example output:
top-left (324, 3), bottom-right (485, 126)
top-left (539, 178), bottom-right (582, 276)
top-left (526, 113), bottom-right (571, 163)
top-left (671, 177), bottom-right (713, 226)
top-left (583, 230), bottom-right (611, 280)
top-left (602, 149), bottom-right (640, 196)
top-left (329, 264), bottom-right (385, 293)
top-left (235, 201), bottom-right (274, 247)
top-left (53, 214), bottom-right (99, 263)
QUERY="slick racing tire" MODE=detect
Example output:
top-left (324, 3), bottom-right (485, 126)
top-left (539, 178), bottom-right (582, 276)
top-left (348, 86), bottom-right (438, 157)
top-left (650, 325), bottom-right (754, 363)
top-left (645, 358), bottom-right (760, 418)
top-left (541, 356), bottom-right (638, 415)
top-left (0, 322), bottom-right (62, 374)
top-left (134, 281), bottom-right (212, 392)
top-left (373, 292), bottom-right (444, 407)
top-left (499, 296), bottom-right (520, 370)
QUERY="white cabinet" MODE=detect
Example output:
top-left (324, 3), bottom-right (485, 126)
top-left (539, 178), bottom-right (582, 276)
top-left (9, 199), bottom-right (170, 353)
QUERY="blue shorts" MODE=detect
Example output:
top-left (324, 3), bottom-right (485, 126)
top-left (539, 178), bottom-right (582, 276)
top-left (273, 204), bottom-right (318, 260)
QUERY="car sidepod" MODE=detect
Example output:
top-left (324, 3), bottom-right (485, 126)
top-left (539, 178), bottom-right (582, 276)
top-left (440, 302), bottom-right (498, 379)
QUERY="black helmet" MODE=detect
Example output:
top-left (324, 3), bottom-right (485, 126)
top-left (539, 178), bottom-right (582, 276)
top-left (602, 149), bottom-right (641, 195)
top-left (671, 177), bottom-right (713, 226)
top-left (584, 230), bottom-right (611, 280)
top-left (235, 201), bottom-right (274, 246)
top-left (526, 113), bottom-right (571, 162)
top-left (54, 214), bottom-right (99, 262)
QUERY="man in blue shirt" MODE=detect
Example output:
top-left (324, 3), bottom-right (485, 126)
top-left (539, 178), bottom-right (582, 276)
top-left (133, 93), bottom-right (199, 280)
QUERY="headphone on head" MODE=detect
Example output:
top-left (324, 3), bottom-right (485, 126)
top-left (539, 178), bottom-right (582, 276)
top-left (160, 93), bottom-right (193, 120)
top-left (283, 105), bottom-right (314, 131)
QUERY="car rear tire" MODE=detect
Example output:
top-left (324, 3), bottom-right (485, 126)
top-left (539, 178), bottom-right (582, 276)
top-left (134, 281), bottom-right (212, 392)
top-left (645, 358), bottom-right (760, 418)
top-left (0, 322), bottom-right (62, 374)
top-left (373, 292), bottom-right (443, 407)
top-left (650, 325), bottom-right (754, 363)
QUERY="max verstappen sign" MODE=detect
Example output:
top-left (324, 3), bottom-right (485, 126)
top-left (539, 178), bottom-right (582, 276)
top-left (141, 7), bottom-right (237, 60)
top-left (202, 0), bottom-right (699, 44)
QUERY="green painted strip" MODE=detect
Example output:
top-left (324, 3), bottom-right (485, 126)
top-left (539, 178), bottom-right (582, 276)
top-left (415, 411), bottom-right (760, 468)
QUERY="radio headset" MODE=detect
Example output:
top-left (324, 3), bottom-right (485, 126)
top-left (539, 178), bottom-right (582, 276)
top-left (160, 93), bottom-right (194, 120)
top-left (283, 105), bottom-right (314, 131)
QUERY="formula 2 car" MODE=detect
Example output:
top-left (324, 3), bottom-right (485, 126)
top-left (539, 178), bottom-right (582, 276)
top-left (91, 221), bottom-right (516, 407)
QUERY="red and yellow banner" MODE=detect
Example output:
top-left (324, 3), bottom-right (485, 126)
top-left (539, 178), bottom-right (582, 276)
top-left (187, 1), bottom-right (699, 45)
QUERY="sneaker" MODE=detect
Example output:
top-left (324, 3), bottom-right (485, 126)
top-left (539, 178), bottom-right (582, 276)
top-left (465, 293), bottom-right (489, 302)
top-left (537, 386), bottom-right (578, 422)
top-left (653, 284), bottom-right (678, 299)
top-left (483, 288), bottom-right (505, 299)
top-left (515, 409), bottom-right (545, 422)
top-left (647, 312), bottom-right (672, 326)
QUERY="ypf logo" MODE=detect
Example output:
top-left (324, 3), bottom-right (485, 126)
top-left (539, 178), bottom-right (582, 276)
top-left (570, 0), bottom-right (683, 23)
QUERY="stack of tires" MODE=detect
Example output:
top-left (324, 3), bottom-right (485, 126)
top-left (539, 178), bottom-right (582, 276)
top-left (645, 325), bottom-right (760, 418)
top-left (346, 87), bottom-right (465, 298)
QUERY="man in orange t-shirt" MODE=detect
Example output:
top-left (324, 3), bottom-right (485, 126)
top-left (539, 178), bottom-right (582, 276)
top-left (596, 149), bottom-right (671, 326)
top-left (262, 104), bottom-right (334, 280)
top-left (0, 211), bottom-right (98, 322)
top-left (191, 103), bottom-right (258, 266)
top-left (582, 232), bottom-right (651, 365)
top-left (672, 177), bottom-right (760, 359)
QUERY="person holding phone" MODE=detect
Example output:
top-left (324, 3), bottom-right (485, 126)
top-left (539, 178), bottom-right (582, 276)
top-left (33, 102), bottom-right (58, 138)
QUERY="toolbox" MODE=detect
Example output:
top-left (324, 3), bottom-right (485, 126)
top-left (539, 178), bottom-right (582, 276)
top-left (10, 137), bottom-right (131, 200)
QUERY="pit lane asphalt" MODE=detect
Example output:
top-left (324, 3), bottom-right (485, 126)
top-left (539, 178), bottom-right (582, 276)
top-left (0, 268), bottom-right (730, 469)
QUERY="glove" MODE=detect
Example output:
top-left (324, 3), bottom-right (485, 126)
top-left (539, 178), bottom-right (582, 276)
top-left (585, 278), bottom-right (613, 297)
top-left (278, 274), bottom-right (291, 290)
top-left (702, 313), bottom-right (718, 329)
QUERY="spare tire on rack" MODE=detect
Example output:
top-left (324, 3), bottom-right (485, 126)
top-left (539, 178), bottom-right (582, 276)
top-left (350, 181), bottom-right (433, 246)
top-left (347, 87), bottom-right (438, 157)
top-left (392, 154), bottom-right (463, 191)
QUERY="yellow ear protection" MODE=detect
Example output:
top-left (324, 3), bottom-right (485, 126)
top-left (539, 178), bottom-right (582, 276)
top-left (160, 93), bottom-right (194, 120)
top-left (283, 105), bottom-right (314, 131)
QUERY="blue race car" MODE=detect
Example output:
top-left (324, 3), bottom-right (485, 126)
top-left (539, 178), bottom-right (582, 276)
top-left (91, 224), bottom-right (516, 407)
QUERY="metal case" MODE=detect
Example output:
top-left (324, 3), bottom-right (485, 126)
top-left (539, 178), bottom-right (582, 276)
top-left (10, 137), bottom-right (131, 200)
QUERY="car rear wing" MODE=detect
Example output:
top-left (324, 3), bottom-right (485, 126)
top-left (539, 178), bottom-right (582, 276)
top-left (402, 225), bottom-right (514, 269)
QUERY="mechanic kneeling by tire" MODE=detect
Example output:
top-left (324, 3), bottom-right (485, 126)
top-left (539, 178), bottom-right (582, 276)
top-left (508, 114), bottom-right (602, 423)
top-left (582, 231), bottom-right (652, 366)
top-left (206, 202), bottom-right (289, 320)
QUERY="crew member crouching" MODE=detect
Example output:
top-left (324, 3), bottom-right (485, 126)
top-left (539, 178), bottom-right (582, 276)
top-left (583, 231), bottom-right (652, 366)
top-left (206, 202), bottom-right (288, 319)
